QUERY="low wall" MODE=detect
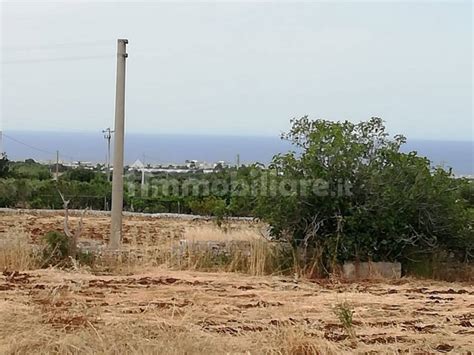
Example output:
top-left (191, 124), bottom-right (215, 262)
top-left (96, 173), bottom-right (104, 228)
top-left (0, 207), bottom-right (255, 221)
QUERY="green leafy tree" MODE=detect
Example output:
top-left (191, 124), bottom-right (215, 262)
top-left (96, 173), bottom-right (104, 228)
top-left (0, 156), bottom-right (9, 178)
top-left (10, 160), bottom-right (51, 180)
top-left (255, 117), bottom-right (472, 268)
top-left (63, 168), bottom-right (96, 183)
top-left (188, 196), bottom-right (227, 217)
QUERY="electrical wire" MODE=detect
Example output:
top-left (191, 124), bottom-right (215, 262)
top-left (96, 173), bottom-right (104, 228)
top-left (3, 133), bottom-right (55, 155)
top-left (1, 54), bottom-right (114, 64)
top-left (1, 40), bottom-right (114, 51)
top-left (142, 153), bottom-right (161, 164)
top-left (2, 133), bottom-right (76, 161)
top-left (1, 40), bottom-right (116, 64)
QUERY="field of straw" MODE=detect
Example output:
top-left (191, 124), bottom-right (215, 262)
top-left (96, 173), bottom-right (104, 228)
top-left (0, 210), bottom-right (473, 354)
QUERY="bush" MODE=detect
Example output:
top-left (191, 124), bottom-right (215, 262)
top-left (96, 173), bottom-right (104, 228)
top-left (42, 231), bottom-right (70, 266)
top-left (41, 230), bottom-right (97, 268)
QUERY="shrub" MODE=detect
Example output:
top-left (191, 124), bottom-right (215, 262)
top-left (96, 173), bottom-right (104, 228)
top-left (42, 231), bottom-right (70, 266)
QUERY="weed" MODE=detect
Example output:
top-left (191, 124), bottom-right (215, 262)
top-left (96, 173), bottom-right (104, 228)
top-left (333, 301), bottom-right (355, 338)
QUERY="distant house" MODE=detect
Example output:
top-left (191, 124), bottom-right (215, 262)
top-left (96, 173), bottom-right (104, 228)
top-left (185, 159), bottom-right (198, 169)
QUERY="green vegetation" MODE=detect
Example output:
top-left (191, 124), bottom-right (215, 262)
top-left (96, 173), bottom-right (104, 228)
top-left (123, 165), bottom-right (260, 216)
top-left (0, 156), bottom-right (9, 178)
top-left (41, 230), bottom-right (95, 268)
top-left (333, 301), bottom-right (355, 338)
top-left (254, 117), bottom-right (473, 270)
top-left (0, 117), bottom-right (472, 269)
top-left (42, 230), bottom-right (70, 266)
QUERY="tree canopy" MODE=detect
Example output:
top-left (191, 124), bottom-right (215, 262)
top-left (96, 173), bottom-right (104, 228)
top-left (255, 117), bottom-right (472, 266)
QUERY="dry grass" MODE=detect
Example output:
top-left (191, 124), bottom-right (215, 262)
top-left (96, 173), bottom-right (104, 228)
top-left (168, 238), bottom-right (291, 276)
top-left (272, 326), bottom-right (341, 355)
top-left (92, 229), bottom-right (292, 277)
top-left (1, 268), bottom-right (472, 354)
top-left (62, 222), bottom-right (292, 276)
top-left (0, 228), bottom-right (40, 271)
top-left (0, 299), bottom-right (342, 355)
top-left (0, 214), bottom-right (280, 276)
top-left (1, 211), bottom-right (473, 354)
top-left (183, 225), bottom-right (261, 241)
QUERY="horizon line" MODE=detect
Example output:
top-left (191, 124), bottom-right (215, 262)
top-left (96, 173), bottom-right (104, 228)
top-left (3, 129), bottom-right (473, 143)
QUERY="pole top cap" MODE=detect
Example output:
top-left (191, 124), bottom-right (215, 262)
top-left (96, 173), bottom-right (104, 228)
top-left (118, 39), bottom-right (129, 44)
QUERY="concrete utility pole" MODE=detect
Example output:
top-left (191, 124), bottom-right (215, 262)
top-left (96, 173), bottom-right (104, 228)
top-left (102, 127), bottom-right (114, 182)
top-left (55, 150), bottom-right (59, 180)
top-left (110, 38), bottom-right (128, 249)
top-left (140, 154), bottom-right (146, 189)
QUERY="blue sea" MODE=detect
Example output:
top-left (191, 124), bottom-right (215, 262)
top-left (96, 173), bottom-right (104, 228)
top-left (2, 131), bottom-right (473, 175)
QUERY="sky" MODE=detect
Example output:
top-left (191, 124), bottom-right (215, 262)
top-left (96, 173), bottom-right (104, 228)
top-left (1, 1), bottom-right (472, 140)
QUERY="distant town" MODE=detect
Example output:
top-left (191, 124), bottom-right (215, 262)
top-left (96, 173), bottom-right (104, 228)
top-left (4, 155), bottom-right (473, 180)
top-left (13, 157), bottom-right (256, 176)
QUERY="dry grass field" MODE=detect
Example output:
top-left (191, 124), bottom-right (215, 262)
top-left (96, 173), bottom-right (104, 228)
top-left (0, 210), bottom-right (473, 354)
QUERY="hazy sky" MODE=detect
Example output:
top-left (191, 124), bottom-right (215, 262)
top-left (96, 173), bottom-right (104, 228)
top-left (1, 1), bottom-right (472, 140)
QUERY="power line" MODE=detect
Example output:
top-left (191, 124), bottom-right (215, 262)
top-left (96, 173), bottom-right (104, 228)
top-left (1, 54), bottom-right (113, 65)
top-left (143, 153), bottom-right (161, 164)
top-left (1, 40), bottom-right (114, 51)
top-left (3, 133), bottom-right (55, 155)
top-left (2, 133), bottom-right (76, 161)
top-left (2, 40), bottom-right (115, 64)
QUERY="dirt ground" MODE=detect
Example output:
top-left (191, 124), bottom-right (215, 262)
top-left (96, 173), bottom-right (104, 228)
top-left (0, 210), bottom-right (265, 270)
top-left (0, 210), bottom-right (260, 246)
top-left (1, 268), bottom-right (473, 354)
top-left (0, 211), bottom-right (473, 354)
top-left (0, 211), bottom-right (241, 243)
